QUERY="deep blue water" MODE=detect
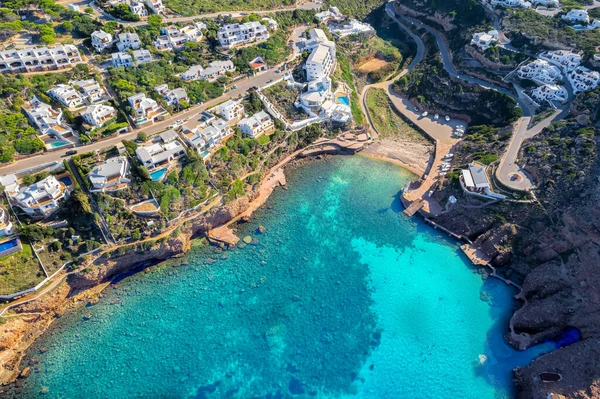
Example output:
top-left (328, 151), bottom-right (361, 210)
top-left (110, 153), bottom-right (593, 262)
top-left (9, 155), bottom-right (554, 398)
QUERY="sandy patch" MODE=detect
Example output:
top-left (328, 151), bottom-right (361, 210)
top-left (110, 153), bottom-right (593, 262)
top-left (362, 138), bottom-right (433, 177)
top-left (358, 58), bottom-right (390, 73)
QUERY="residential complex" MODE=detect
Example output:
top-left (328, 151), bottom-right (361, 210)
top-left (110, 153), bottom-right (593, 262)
top-left (88, 156), bottom-right (131, 192)
top-left (82, 104), bottom-right (117, 127)
top-left (517, 59), bottom-right (563, 85)
top-left (7, 175), bottom-right (70, 217)
top-left (539, 50), bottom-right (582, 72)
top-left (238, 111), bottom-right (274, 138)
top-left (70, 79), bottom-right (107, 103)
top-left (180, 60), bottom-right (234, 81)
top-left (135, 140), bottom-right (187, 170)
top-left (304, 28), bottom-right (336, 82)
top-left (128, 93), bottom-right (168, 125)
top-left (48, 84), bottom-right (84, 108)
top-left (568, 66), bottom-right (600, 93)
top-left (217, 21), bottom-right (269, 49)
top-left (181, 112), bottom-right (231, 155)
top-left (154, 23), bottom-right (205, 51)
top-left (531, 84), bottom-right (568, 104)
top-left (111, 49), bottom-right (152, 67)
top-left (0, 45), bottom-right (82, 73)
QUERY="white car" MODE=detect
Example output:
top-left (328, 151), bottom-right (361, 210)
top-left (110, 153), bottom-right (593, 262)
top-left (439, 172), bottom-right (447, 176)
top-left (434, 114), bottom-right (439, 120)
top-left (445, 115), bottom-right (450, 122)
top-left (422, 111), bottom-right (428, 117)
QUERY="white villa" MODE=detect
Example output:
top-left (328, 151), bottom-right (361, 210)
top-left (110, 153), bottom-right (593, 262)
top-left (531, 84), bottom-right (568, 104)
top-left (539, 50), bottom-right (582, 72)
top-left (145, 0), bottom-right (164, 14)
top-left (0, 45), bottom-right (82, 73)
top-left (219, 99), bottom-right (244, 121)
top-left (471, 30), bottom-right (499, 50)
top-left (91, 30), bottom-right (113, 52)
top-left (217, 21), bottom-right (269, 49)
top-left (304, 29), bottom-right (336, 82)
top-left (460, 162), bottom-right (506, 200)
top-left (48, 84), bottom-right (84, 108)
top-left (568, 66), bottom-right (600, 93)
top-left (295, 76), bottom-right (352, 124)
top-left (517, 59), bottom-right (563, 85)
top-left (88, 156), bottom-right (131, 192)
top-left (112, 52), bottom-right (133, 68)
top-left (531, 0), bottom-right (559, 6)
top-left (490, 0), bottom-right (532, 8)
top-left (22, 96), bottom-right (74, 139)
top-left (238, 111), bottom-right (274, 138)
top-left (562, 9), bottom-right (589, 23)
top-left (328, 20), bottom-right (374, 38)
top-left (70, 78), bottom-right (107, 104)
top-left (315, 6), bottom-right (343, 22)
top-left (128, 0), bottom-right (148, 17)
top-left (155, 84), bottom-right (188, 106)
top-left (181, 112), bottom-right (231, 154)
top-left (180, 60), bottom-right (234, 81)
top-left (128, 93), bottom-right (168, 125)
top-left (154, 23), bottom-right (205, 51)
top-left (82, 104), bottom-right (117, 127)
top-left (133, 49), bottom-right (153, 65)
top-left (117, 32), bottom-right (141, 51)
top-left (9, 175), bottom-right (70, 217)
top-left (136, 140), bottom-right (187, 170)
top-left (262, 17), bottom-right (278, 30)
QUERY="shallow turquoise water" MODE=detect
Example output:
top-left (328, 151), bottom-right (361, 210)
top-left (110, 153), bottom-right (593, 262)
top-left (9, 155), bottom-right (553, 398)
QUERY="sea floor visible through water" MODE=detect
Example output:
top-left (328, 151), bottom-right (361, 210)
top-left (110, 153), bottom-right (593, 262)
top-left (7, 155), bottom-right (554, 399)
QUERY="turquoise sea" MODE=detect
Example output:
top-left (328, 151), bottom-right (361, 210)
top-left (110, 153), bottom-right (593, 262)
top-left (8, 155), bottom-right (554, 398)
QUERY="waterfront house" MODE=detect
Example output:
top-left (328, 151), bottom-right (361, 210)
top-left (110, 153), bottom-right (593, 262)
top-left (48, 84), bottom-right (84, 108)
top-left (9, 175), bottom-right (70, 217)
top-left (0, 45), bottom-right (82, 73)
top-left (128, 93), bottom-right (168, 125)
top-left (88, 156), bottom-right (131, 192)
top-left (135, 140), bottom-right (187, 170)
top-left (91, 30), bottom-right (113, 52)
top-left (460, 162), bottom-right (506, 200)
top-left (303, 29), bottom-right (336, 81)
top-left (219, 99), bottom-right (244, 121)
top-left (117, 32), bottom-right (141, 51)
top-left (238, 111), bottom-right (274, 138)
top-left (82, 104), bottom-right (117, 127)
top-left (217, 21), bottom-right (269, 49)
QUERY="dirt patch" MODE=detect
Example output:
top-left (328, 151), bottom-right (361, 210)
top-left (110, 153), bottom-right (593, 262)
top-left (358, 58), bottom-right (390, 73)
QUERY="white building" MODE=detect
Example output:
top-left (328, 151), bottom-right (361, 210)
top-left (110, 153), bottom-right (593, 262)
top-left (82, 104), bottom-right (117, 127)
top-left (128, 93), bottom-right (168, 125)
top-left (219, 99), bottom-right (244, 121)
top-left (180, 60), bottom-right (234, 81)
top-left (181, 112), bottom-right (231, 154)
top-left (315, 6), bottom-right (344, 22)
top-left (490, 0), bottom-right (532, 8)
top-left (238, 111), bottom-right (274, 138)
top-left (112, 52), bottom-right (133, 68)
top-left (133, 49), bottom-right (153, 65)
top-left (540, 50), bottom-right (582, 72)
top-left (91, 30), bottom-right (113, 52)
top-left (328, 20), bottom-right (374, 38)
top-left (562, 9), bottom-right (589, 23)
top-left (568, 66), bottom-right (600, 93)
top-left (9, 175), bottom-right (70, 217)
top-left (48, 84), bottom-right (84, 108)
top-left (217, 21), bottom-right (270, 49)
top-left (262, 17), bottom-right (278, 30)
top-left (471, 30), bottom-right (499, 50)
top-left (154, 25), bottom-right (201, 50)
top-left (70, 79), bottom-right (107, 104)
top-left (22, 96), bottom-right (73, 138)
top-left (155, 84), bottom-right (188, 106)
top-left (145, 0), bottom-right (164, 14)
top-left (0, 45), bottom-right (82, 73)
top-left (136, 141), bottom-right (187, 170)
top-left (117, 32), bottom-right (141, 51)
top-left (0, 207), bottom-right (13, 236)
top-left (128, 1), bottom-right (148, 17)
top-left (517, 59), bottom-right (563, 85)
top-left (88, 157), bottom-right (131, 192)
top-left (460, 162), bottom-right (506, 200)
top-left (531, 84), bottom-right (568, 104)
top-left (303, 28), bottom-right (336, 81)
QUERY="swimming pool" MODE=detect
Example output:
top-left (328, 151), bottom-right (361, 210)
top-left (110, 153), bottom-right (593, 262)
top-left (149, 168), bottom-right (167, 181)
top-left (59, 176), bottom-right (73, 187)
top-left (337, 96), bottom-right (349, 106)
top-left (49, 141), bottom-right (69, 148)
top-left (0, 238), bottom-right (20, 257)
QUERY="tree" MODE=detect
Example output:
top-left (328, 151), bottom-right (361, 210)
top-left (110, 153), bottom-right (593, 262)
top-left (137, 132), bottom-right (147, 142)
top-left (72, 190), bottom-right (93, 214)
top-left (147, 15), bottom-right (162, 32)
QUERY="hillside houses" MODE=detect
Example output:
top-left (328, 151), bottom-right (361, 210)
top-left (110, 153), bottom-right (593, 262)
top-left (145, 0), bottom-right (164, 14)
top-left (0, 45), bottom-right (82, 73)
top-left (562, 9), bottom-right (589, 23)
top-left (48, 84), bottom-right (84, 108)
top-left (155, 84), bottom-right (188, 107)
top-left (490, 0), bottom-right (532, 8)
top-left (22, 96), bottom-right (75, 141)
top-left (154, 23), bottom-right (205, 51)
top-left (8, 175), bottom-right (71, 217)
top-left (136, 140), bottom-right (187, 171)
top-left (88, 156), bottom-right (131, 192)
top-left (82, 104), bottom-right (117, 127)
top-left (328, 19), bottom-right (374, 38)
top-left (70, 79), bottom-right (108, 103)
top-left (117, 32), bottom-right (141, 51)
top-left (531, 84), bottom-right (568, 104)
top-left (304, 28), bottom-right (336, 81)
top-left (531, 0), bottom-right (559, 6)
top-left (471, 30), bottom-right (499, 50)
top-left (180, 60), bottom-right (234, 81)
top-left (568, 66), bottom-right (600, 93)
top-left (238, 111), bottom-right (274, 138)
top-left (128, 93), bottom-right (168, 125)
top-left (128, 1), bottom-right (147, 17)
top-left (217, 21), bottom-right (269, 49)
top-left (111, 49), bottom-right (152, 67)
top-left (180, 111), bottom-right (231, 156)
top-left (219, 100), bottom-right (244, 121)
top-left (539, 50), bottom-right (582, 72)
top-left (91, 31), bottom-right (113, 52)
top-left (517, 59), bottom-right (563, 85)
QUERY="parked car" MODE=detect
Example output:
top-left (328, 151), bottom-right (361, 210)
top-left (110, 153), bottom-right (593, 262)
top-left (250, 86), bottom-right (259, 91)
top-left (64, 149), bottom-right (77, 156)
top-left (422, 111), bottom-right (428, 117)
top-left (434, 114), bottom-right (439, 120)
top-left (275, 69), bottom-right (280, 73)
top-left (444, 115), bottom-right (450, 122)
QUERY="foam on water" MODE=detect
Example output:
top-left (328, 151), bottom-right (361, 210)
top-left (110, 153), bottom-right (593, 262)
top-left (8, 155), bottom-right (553, 399)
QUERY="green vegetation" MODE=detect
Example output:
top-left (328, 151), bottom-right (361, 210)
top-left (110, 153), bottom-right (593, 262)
top-left (393, 56), bottom-right (522, 126)
top-left (333, 52), bottom-right (364, 124)
top-left (106, 3), bottom-right (141, 21)
top-left (233, 32), bottom-right (292, 75)
top-left (164, 0), bottom-right (294, 17)
top-left (262, 82), bottom-right (307, 121)
top-left (0, 239), bottom-right (44, 295)
top-left (366, 88), bottom-right (430, 144)
top-left (330, 0), bottom-right (386, 19)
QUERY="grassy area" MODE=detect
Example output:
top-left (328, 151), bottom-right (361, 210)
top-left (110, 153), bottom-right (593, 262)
top-left (257, 134), bottom-right (271, 146)
top-left (164, 0), bottom-right (294, 16)
top-left (0, 240), bottom-right (45, 295)
top-left (366, 88), bottom-right (430, 144)
top-left (334, 53), bottom-right (364, 124)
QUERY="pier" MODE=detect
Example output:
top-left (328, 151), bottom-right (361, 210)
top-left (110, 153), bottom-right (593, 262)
top-left (403, 199), bottom-right (424, 217)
